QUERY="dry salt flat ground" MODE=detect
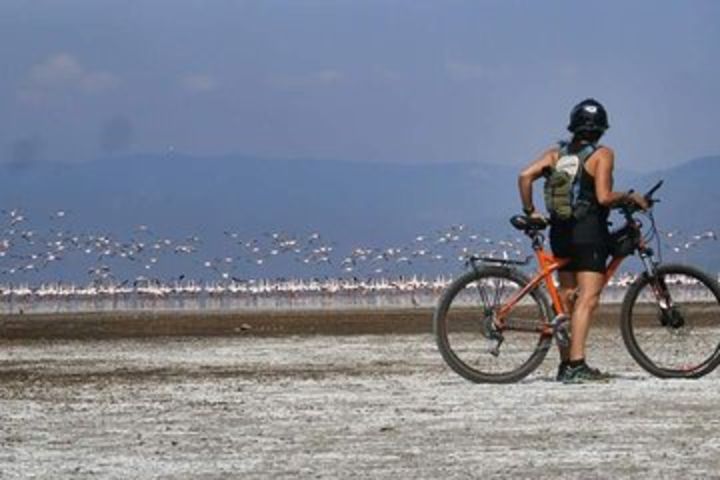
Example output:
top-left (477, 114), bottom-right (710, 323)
top-left (1, 330), bottom-right (719, 479)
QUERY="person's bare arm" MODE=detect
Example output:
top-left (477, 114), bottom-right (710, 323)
top-left (594, 148), bottom-right (648, 209)
top-left (518, 148), bottom-right (555, 214)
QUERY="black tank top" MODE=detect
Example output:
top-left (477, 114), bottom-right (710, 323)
top-left (573, 164), bottom-right (609, 244)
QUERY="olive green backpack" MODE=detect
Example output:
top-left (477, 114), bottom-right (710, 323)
top-left (543, 143), bottom-right (597, 221)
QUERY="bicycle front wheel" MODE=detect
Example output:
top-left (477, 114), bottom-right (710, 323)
top-left (621, 263), bottom-right (720, 378)
top-left (433, 266), bottom-right (553, 383)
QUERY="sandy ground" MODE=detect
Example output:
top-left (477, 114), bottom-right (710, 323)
top-left (0, 306), bottom-right (628, 340)
top-left (1, 322), bottom-right (719, 479)
top-left (0, 308), bottom-right (439, 340)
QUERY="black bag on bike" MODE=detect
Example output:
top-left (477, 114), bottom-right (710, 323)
top-left (608, 224), bottom-right (640, 257)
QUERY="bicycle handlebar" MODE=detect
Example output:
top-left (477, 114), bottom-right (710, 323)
top-left (614, 179), bottom-right (664, 217)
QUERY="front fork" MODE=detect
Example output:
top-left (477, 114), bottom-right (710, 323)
top-left (640, 251), bottom-right (683, 328)
top-left (640, 251), bottom-right (665, 303)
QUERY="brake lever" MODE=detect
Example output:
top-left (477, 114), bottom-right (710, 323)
top-left (644, 195), bottom-right (660, 208)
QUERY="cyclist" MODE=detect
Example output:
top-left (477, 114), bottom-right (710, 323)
top-left (517, 98), bottom-right (648, 383)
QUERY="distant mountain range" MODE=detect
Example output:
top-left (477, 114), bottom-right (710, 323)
top-left (0, 153), bottom-right (718, 280)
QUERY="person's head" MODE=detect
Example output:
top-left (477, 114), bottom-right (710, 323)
top-left (567, 98), bottom-right (609, 144)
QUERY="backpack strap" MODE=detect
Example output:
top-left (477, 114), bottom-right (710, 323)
top-left (571, 143), bottom-right (598, 207)
top-left (572, 143), bottom-right (598, 179)
top-left (577, 143), bottom-right (597, 163)
top-left (555, 141), bottom-right (595, 166)
top-left (557, 141), bottom-right (569, 157)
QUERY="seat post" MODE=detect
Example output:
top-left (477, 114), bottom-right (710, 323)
top-left (530, 232), bottom-right (545, 250)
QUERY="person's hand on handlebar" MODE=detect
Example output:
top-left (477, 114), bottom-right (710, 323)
top-left (625, 191), bottom-right (650, 211)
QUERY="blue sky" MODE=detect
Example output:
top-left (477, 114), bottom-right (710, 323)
top-left (1, 0), bottom-right (719, 171)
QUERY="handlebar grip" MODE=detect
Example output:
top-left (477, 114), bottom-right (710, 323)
top-left (645, 180), bottom-right (663, 199)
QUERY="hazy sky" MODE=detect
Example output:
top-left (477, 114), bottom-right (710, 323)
top-left (1, 0), bottom-right (719, 171)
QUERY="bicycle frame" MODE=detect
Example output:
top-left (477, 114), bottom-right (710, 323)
top-left (496, 245), bottom-right (626, 330)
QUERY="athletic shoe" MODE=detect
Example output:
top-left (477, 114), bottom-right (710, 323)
top-left (561, 362), bottom-right (612, 384)
top-left (556, 361), bottom-right (569, 381)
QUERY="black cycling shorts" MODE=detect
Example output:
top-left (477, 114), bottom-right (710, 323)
top-left (550, 225), bottom-right (609, 273)
top-left (551, 243), bottom-right (609, 273)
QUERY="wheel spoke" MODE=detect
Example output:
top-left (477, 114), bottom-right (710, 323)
top-left (474, 281), bottom-right (491, 310)
top-left (493, 276), bottom-right (507, 310)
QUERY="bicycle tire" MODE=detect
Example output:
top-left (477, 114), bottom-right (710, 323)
top-left (433, 265), bottom-right (553, 383)
top-left (620, 263), bottom-right (720, 378)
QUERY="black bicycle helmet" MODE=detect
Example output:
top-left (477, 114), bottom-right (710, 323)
top-left (568, 98), bottom-right (609, 133)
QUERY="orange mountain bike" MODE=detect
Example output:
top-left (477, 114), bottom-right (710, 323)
top-left (434, 181), bottom-right (720, 383)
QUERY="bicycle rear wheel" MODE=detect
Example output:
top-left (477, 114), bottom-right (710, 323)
top-left (433, 266), bottom-right (553, 383)
top-left (621, 263), bottom-right (720, 378)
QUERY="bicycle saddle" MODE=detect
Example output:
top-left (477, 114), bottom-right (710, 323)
top-left (510, 215), bottom-right (548, 231)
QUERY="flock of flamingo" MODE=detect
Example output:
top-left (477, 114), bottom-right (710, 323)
top-left (0, 208), bottom-right (716, 306)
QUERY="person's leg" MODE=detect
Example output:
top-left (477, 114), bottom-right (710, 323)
top-left (556, 270), bottom-right (577, 362)
top-left (569, 270), bottom-right (606, 362)
top-left (557, 270), bottom-right (578, 314)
